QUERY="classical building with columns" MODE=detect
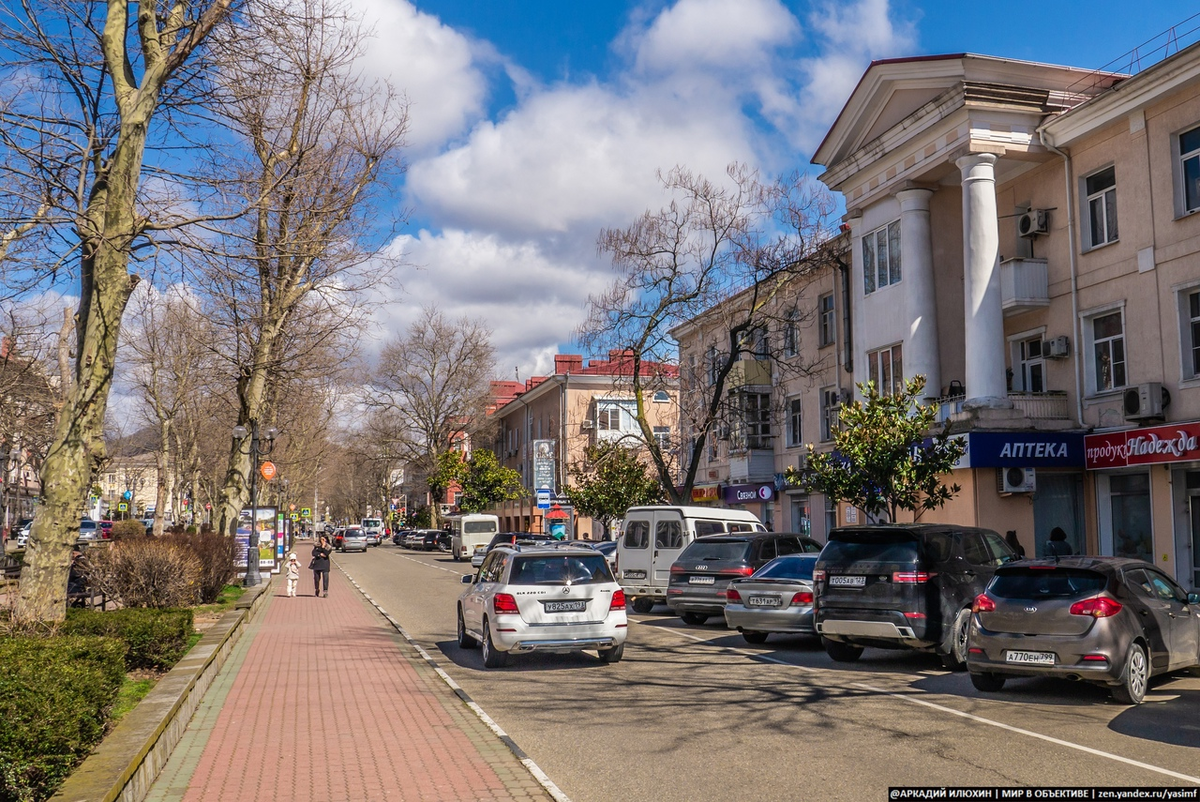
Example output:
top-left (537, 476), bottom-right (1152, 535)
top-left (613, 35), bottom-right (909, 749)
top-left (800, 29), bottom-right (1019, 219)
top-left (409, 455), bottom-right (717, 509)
top-left (813, 47), bottom-right (1200, 589)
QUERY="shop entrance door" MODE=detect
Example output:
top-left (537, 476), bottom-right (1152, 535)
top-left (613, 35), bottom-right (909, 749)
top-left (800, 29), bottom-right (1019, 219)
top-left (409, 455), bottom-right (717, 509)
top-left (1190, 495), bottom-right (1200, 591)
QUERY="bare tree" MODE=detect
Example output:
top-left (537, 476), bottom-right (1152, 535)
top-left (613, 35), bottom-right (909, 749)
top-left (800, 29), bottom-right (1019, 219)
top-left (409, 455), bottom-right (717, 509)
top-left (579, 164), bottom-right (839, 504)
top-left (201, 0), bottom-right (408, 537)
top-left (372, 307), bottom-right (496, 527)
top-left (2, 0), bottom-right (236, 623)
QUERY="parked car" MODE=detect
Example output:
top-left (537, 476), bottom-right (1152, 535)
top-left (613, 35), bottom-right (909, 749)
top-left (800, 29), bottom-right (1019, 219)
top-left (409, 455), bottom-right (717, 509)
top-left (471, 533), bottom-right (557, 568)
top-left (338, 526), bottom-right (368, 553)
top-left (16, 520), bottom-right (33, 547)
top-left (618, 506), bottom-right (769, 613)
top-left (98, 520), bottom-right (113, 539)
top-left (667, 532), bottom-right (822, 625)
top-left (591, 540), bottom-right (617, 571)
top-left (813, 524), bottom-right (1017, 669)
top-left (724, 554), bottom-right (820, 644)
top-left (411, 529), bottom-right (443, 551)
top-left (404, 530), bottom-right (426, 549)
top-left (457, 543), bottom-right (628, 668)
top-left (967, 556), bottom-right (1200, 704)
top-left (78, 520), bottom-right (100, 541)
top-left (361, 518), bottom-right (384, 546)
top-left (392, 529), bottom-right (413, 546)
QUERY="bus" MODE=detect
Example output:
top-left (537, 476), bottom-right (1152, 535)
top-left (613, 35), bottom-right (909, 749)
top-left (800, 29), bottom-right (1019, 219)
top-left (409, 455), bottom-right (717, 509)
top-left (447, 513), bottom-right (500, 562)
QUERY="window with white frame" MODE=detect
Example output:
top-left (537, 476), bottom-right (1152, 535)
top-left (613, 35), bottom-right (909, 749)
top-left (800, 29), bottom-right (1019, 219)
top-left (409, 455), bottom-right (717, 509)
top-left (819, 387), bottom-right (839, 442)
top-left (595, 400), bottom-right (637, 438)
top-left (732, 392), bottom-right (772, 449)
top-left (867, 343), bottom-right (904, 396)
top-left (818, 293), bottom-right (835, 347)
top-left (1179, 126), bottom-right (1200, 214)
top-left (1087, 309), bottom-right (1126, 393)
top-left (782, 309), bottom-right (799, 357)
top-left (1017, 336), bottom-right (1045, 393)
top-left (653, 426), bottom-right (671, 450)
top-left (652, 390), bottom-right (671, 402)
top-left (787, 397), bottom-right (803, 448)
top-left (1085, 167), bottom-right (1118, 248)
top-left (862, 220), bottom-right (901, 294)
top-left (1182, 288), bottom-right (1200, 379)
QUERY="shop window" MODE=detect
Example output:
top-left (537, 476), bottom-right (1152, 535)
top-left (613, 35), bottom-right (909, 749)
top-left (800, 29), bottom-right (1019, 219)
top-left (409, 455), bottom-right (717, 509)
top-left (862, 220), bottom-right (901, 294)
top-left (1083, 166), bottom-right (1118, 249)
top-left (791, 496), bottom-right (812, 538)
top-left (867, 343), bottom-right (904, 396)
top-left (1109, 473), bottom-right (1152, 563)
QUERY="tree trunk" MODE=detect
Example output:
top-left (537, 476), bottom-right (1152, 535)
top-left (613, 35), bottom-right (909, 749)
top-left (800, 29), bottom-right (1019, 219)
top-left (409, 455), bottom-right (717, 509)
top-left (153, 418), bottom-right (170, 537)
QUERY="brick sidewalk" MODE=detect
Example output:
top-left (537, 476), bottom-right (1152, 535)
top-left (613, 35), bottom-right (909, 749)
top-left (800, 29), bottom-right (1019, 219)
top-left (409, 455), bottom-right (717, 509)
top-left (146, 567), bottom-right (556, 802)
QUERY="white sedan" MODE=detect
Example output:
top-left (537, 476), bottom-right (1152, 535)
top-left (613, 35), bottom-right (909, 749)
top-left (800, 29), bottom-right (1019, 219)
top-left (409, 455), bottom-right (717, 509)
top-left (457, 543), bottom-right (628, 668)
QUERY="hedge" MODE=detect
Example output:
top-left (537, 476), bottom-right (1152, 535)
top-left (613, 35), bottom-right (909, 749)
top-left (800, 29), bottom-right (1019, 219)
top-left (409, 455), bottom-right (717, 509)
top-left (60, 608), bottom-right (194, 672)
top-left (0, 636), bottom-right (127, 802)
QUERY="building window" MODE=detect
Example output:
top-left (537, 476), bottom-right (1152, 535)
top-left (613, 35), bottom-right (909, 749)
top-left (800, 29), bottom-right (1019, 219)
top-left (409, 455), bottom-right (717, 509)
top-left (867, 343), bottom-right (904, 396)
top-left (652, 390), bottom-right (670, 402)
top-left (1183, 288), bottom-right (1200, 379)
top-left (733, 392), bottom-right (772, 449)
top-left (818, 293), bottom-right (835, 347)
top-left (1179, 126), bottom-right (1200, 214)
top-left (787, 397), bottom-right (803, 448)
top-left (707, 345), bottom-right (720, 387)
top-left (819, 387), bottom-right (839, 442)
top-left (1018, 336), bottom-right (1045, 393)
top-left (1088, 310), bottom-right (1126, 393)
top-left (742, 325), bottom-right (769, 358)
top-left (1108, 473), bottom-right (1152, 563)
top-left (782, 309), bottom-right (799, 357)
top-left (653, 426), bottom-right (671, 450)
top-left (1085, 166), bottom-right (1118, 248)
top-left (862, 220), bottom-right (901, 294)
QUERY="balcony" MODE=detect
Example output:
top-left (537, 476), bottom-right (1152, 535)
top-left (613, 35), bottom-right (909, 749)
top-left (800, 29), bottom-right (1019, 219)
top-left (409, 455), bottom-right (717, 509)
top-left (1000, 258), bottom-right (1049, 317)
top-left (729, 448), bottom-right (775, 482)
top-left (935, 390), bottom-right (1072, 426)
top-left (727, 359), bottom-right (771, 389)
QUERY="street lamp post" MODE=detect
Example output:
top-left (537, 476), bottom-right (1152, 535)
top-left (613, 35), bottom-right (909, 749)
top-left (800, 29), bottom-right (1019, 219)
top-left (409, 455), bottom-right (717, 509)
top-left (232, 423), bottom-right (277, 587)
top-left (4, 448), bottom-right (21, 539)
top-left (281, 478), bottom-right (290, 552)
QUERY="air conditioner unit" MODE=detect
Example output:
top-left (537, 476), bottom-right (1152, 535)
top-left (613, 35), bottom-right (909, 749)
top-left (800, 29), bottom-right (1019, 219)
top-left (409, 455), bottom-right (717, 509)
top-left (1017, 209), bottom-right (1049, 238)
top-left (998, 467), bottom-right (1036, 494)
top-left (1123, 382), bottom-right (1167, 421)
top-left (837, 387), bottom-right (853, 404)
top-left (1045, 335), bottom-right (1070, 359)
top-left (581, 419), bottom-right (595, 430)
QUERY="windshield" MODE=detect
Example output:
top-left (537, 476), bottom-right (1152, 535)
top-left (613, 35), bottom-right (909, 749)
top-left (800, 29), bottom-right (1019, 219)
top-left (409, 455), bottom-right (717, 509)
top-left (822, 531), bottom-right (920, 563)
top-left (989, 568), bottom-right (1106, 599)
top-left (754, 555), bottom-right (818, 580)
top-left (464, 520), bottom-right (497, 534)
top-left (362, 519), bottom-right (381, 527)
top-left (678, 539), bottom-right (752, 562)
top-left (509, 554), bottom-right (613, 585)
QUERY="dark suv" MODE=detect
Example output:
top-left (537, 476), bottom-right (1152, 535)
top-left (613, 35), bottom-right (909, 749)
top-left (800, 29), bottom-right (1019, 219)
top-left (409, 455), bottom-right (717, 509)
top-left (667, 532), bottom-right (822, 625)
top-left (813, 525), bottom-right (1016, 669)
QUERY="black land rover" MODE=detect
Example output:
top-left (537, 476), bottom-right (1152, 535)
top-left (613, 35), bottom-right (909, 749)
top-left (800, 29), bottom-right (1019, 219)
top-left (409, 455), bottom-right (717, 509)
top-left (813, 525), bottom-right (1017, 669)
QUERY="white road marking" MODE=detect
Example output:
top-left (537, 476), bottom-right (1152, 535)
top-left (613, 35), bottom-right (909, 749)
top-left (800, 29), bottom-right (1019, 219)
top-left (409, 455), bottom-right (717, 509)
top-left (637, 619), bottom-right (1200, 783)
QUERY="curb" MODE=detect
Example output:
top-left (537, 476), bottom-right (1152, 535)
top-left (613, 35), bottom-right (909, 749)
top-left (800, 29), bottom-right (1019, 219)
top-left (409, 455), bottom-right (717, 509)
top-left (340, 568), bottom-right (572, 802)
top-left (50, 580), bottom-right (273, 802)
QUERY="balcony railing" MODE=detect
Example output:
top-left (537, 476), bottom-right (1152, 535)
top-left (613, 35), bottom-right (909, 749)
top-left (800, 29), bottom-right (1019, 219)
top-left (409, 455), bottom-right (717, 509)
top-left (1000, 258), bottom-right (1049, 316)
top-left (935, 391), bottom-right (1070, 423)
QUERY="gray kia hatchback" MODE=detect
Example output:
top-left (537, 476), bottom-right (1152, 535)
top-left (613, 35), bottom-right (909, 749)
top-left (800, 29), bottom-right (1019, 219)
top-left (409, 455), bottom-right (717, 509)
top-left (813, 524), bottom-right (1017, 669)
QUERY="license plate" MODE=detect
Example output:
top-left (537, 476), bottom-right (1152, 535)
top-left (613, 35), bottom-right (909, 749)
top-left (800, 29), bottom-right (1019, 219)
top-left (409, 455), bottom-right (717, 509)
top-left (689, 576), bottom-right (715, 585)
top-left (1005, 650), bottom-right (1055, 665)
top-left (543, 600), bottom-right (587, 613)
top-left (829, 575), bottom-right (866, 588)
top-left (623, 570), bottom-right (646, 580)
top-left (747, 595), bottom-right (781, 607)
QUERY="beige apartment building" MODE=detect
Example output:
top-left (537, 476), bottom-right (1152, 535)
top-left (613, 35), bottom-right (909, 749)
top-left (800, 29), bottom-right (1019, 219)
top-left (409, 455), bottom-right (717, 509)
top-left (488, 352), bottom-right (678, 538)
top-left (805, 44), bottom-right (1200, 589)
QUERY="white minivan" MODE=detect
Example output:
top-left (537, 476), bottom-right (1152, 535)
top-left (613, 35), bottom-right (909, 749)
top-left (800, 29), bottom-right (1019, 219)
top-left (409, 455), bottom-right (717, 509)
top-left (616, 506), bottom-right (767, 613)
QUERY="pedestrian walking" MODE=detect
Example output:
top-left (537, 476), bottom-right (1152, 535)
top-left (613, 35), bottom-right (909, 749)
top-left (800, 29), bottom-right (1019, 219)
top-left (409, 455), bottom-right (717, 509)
top-left (311, 536), bottom-right (332, 597)
top-left (285, 552), bottom-right (300, 597)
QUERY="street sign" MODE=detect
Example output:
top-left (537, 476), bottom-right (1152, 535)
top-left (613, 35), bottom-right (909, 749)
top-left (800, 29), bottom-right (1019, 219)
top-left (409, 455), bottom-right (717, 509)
top-left (289, 503), bottom-right (296, 511)
top-left (117, 502), bottom-right (129, 512)
top-left (259, 461), bottom-right (277, 481)
top-left (290, 513), bottom-right (298, 521)
top-left (122, 490), bottom-right (132, 500)
top-left (300, 507), bottom-right (311, 518)
top-left (205, 502), bottom-right (212, 510)
top-left (535, 489), bottom-right (552, 509)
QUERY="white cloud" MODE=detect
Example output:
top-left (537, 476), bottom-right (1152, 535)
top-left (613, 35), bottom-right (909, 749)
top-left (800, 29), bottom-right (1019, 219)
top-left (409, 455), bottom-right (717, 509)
top-left (631, 0), bottom-right (800, 75)
top-left (351, 0), bottom-right (489, 152)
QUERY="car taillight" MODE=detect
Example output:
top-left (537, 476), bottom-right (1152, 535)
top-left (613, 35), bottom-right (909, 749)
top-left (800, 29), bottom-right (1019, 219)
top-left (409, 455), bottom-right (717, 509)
top-left (726, 587), bottom-right (742, 603)
top-left (720, 566), bottom-right (755, 577)
top-left (493, 593), bottom-right (519, 614)
top-left (972, 593), bottom-right (995, 613)
top-left (670, 564), bottom-right (686, 575)
top-left (610, 589), bottom-right (626, 611)
top-left (892, 571), bottom-right (931, 583)
top-left (790, 591), bottom-right (813, 605)
top-left (812, 569), bottom-right (825, 583)
top-left (1069, 597), bottom-right (1122, 618)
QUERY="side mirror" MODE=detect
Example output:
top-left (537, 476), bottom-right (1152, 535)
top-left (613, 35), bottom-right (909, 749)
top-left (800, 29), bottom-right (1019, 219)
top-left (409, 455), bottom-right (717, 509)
top-left (461, 574), bottom-right (474, 585)
top-left (1188, 592), bottom-right (1200, 606)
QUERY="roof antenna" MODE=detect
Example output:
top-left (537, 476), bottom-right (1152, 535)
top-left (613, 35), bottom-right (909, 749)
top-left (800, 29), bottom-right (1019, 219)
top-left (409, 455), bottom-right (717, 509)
top-left (515, 366), bottom-right (520, 382)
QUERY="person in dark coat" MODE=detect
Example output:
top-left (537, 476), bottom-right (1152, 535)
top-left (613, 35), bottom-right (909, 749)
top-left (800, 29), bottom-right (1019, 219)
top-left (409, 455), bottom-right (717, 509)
top-left (1044, 527), bottom-right (1073, 558)
top-left (1004, 530), bottom-right (1025, 559)
top-left (311, 535), bottom-right (332, 597)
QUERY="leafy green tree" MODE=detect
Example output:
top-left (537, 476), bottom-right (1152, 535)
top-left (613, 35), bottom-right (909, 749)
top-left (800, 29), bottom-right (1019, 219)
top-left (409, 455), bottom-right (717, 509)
top-left (428, 450), bottom-right (466, 524)
top-left (786, 376), bottom-right (966, 523)
top-left (563, 442), bottom-right (666, 538)
top-left (458, 449), bottom-right (524, 513)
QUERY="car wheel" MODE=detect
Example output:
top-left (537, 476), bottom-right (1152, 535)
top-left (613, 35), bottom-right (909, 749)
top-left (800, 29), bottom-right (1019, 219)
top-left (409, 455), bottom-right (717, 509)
top-left (938, 608), bottom-right (971, 671)
top-left (481, 617), bottom-right (508, 668)
top-left (452, 553), bottom-right (460, 562)
top-left (741, 631), bottom-right (769, 645)
top-left (681, 612), bottom-right (708, 626)
top-left (630, 597), bottom-right (655, 614)
top-left (822, 637), bottom-right (864, 663)
top-left (1111, 642), bottom-right (1149, 705)
top-left (598, 643), bottom-right (624, 664)
top-left (457, 607), bottom-right (477, 649)
top-left (970, 672), bottom-right (1006, 692)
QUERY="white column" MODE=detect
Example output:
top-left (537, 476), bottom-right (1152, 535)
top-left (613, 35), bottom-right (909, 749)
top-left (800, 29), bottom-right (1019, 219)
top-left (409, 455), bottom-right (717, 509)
top-left (896, 188), bottom-right (941, 399)
top-left (955, 153), bottom-right (1011, 408)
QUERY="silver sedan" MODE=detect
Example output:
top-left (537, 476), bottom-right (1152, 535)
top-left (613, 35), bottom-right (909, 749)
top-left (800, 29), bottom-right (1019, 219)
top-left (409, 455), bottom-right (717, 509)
top-left (723, 555), bottom-right (819, 645)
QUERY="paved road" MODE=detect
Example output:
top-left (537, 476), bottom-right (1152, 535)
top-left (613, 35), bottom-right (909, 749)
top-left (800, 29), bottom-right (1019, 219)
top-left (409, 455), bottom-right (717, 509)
top-left (339, 543), bottom-right (1200, 802)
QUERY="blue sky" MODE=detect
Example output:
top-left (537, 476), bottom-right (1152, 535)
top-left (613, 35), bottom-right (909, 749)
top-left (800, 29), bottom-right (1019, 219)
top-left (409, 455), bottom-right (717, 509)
top-left (352, 0), bottom-right (1200, 377)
